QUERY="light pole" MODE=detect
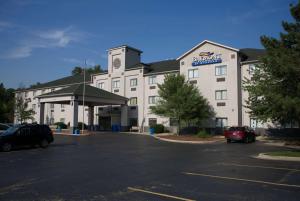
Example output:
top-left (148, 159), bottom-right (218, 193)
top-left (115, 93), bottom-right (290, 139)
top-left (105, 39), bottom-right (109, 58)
top-left (82, 60), bottom-right (86, 134)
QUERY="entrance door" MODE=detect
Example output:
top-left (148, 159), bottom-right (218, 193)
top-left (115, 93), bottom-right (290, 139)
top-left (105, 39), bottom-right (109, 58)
top-left (99, 116), bottom-right (111, 131)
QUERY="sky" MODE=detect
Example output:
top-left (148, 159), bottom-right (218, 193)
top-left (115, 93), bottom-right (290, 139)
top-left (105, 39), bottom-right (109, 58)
top-left (0, 0), bottom-right (296, 89)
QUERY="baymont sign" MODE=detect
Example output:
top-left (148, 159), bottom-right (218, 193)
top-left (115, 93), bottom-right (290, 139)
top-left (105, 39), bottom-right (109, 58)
top-left (192, 52), bottom-right (222, 66)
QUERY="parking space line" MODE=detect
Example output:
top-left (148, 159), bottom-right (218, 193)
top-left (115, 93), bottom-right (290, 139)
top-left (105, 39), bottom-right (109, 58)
top-left (183, 172), bottom-right (300, 188)
top-left (127, 187), bottom-right (196, 201)
top-left (219, 162), bottom-right (300, 172)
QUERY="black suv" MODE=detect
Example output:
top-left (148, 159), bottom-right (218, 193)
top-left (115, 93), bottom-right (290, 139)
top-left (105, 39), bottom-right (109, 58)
top-left (0, 124), bottom-right (54, 152)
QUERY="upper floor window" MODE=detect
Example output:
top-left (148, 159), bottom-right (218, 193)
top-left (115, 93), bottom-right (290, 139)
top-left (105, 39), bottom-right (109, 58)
top-left (33, 91), bottom-right (36, 97)
top-left (50, 103), bottom-right (55, 109)
top-left (215, 65), bottom-right (227, 76)
top-left (130, 78), bottom-right (138, 87)
top-left (25, 92), bottom-right (28, 98)
top-left (215, 90), bottom-right (227, 100)
top-left (112, 80), bottom-right (120, 88)
top-left (249, 64), bottom-right (256, 75)
top-left (148, 76), bottom-right (156, 85)
top-left (41, 89), bottom-right (46, 94)
top-left (61, 104), bottom-right (65, 109)
top-left (98, 82), bottom-right (105, 89)
top-left (148, 96), bottom-right (157, 104)
top-left (188, 69), bottom-right (199, 78)
top-left (32, 104), bottom-right (36, 110)
top-left (129, 97), bottom-right (138, 105)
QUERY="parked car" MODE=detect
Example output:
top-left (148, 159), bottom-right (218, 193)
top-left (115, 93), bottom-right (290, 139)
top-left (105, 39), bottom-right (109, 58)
top-left (0, 124), bottom-right (54, 152)
top-left (224, 126), bottom-right (256, 143)
top-left (0, 123), bottom-right (11, 134)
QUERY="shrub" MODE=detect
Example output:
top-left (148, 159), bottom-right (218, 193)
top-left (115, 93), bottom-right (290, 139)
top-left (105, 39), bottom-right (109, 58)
top-left (78, 122), bottom-right (87, 130)
top-left (54, 122), bottom-right (67, 129)
top-left (151, 124), bottom-right (164, 133)
top-left (197, 130), bottom-right (212, 138)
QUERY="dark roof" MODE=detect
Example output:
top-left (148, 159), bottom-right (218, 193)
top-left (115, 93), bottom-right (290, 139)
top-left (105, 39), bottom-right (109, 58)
top-left (108, 45), bottom-right (143, 53)
top-left (240, 48), bottom-right (266, 62)
top-left (38, 84), bottom-right (128, 101)
top-left (21, 73), bottom-right (92, 91)
top-left (143, 59), bottom-right (180, 75)
top-left (125, 62), bottom-right (149, 70)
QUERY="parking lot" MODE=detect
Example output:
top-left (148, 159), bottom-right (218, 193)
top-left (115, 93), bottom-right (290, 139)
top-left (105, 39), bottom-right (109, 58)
top-left (0, 132), bottom-right (299, 201)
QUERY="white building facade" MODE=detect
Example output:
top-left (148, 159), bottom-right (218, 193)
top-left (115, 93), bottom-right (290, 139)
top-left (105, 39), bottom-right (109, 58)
top-left (15, 40), bottom-right (265, 132)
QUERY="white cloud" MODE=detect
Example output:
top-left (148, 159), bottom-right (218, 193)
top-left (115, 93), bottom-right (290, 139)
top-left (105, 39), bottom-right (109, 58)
top-left (1, 26), bottom-right (84, 59)
top-left (0, 21), bottom-right (13, 31)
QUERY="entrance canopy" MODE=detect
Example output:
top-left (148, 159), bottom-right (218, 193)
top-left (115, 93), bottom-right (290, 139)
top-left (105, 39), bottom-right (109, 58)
top-left (37, 83), bottom-right (128, 106)
top-left (36, 84), bottom-right (129, 130)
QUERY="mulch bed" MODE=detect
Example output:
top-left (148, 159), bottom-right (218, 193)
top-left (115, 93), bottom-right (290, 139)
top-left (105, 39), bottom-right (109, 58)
top-left (158, 135), bottom-right (224, 141)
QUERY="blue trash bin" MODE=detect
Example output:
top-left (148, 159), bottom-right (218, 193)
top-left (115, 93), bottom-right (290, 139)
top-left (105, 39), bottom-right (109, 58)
top-left (149, 128), bottom-right (155, 135)
top-left (56, 126), bottom-right (61, 133)
top-left (76, 129), bottom-right (80, 134)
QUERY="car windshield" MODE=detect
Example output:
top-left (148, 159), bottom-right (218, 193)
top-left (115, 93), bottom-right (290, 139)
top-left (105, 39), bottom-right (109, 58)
top-left (0, 125), bottom-right (20, 136)
top-left (228, 127), bottom-right (245, 131)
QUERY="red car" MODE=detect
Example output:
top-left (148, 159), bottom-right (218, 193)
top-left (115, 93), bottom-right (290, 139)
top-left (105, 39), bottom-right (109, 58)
top-left (224, 126), bottom-right (256, 143)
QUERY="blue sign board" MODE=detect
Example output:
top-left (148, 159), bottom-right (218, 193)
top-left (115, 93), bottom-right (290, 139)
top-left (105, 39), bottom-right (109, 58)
top-left (192, 52), bottom-right (222, 66)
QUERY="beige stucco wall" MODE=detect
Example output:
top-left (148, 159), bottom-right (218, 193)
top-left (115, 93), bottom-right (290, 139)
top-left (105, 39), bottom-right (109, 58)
top-left (179, 42), bottom-right (241, 127)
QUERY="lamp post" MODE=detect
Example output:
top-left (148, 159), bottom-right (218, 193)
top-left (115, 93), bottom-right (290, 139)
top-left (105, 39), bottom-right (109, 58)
top-left (82, 60), bottom-right (86, 134)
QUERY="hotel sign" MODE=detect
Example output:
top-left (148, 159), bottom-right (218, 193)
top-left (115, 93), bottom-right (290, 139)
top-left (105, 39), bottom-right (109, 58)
top-left (192, 52), bottom-right (222, 66)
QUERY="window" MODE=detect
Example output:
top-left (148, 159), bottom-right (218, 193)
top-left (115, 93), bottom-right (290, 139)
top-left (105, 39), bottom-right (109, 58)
top-left (148, 96), bottom-right (157, 104)
top-left (112, 80), bottom-right (120, 88)
top-left (130, 78), bottom-right (137, 86)
top-left (50, 103), bottom-right (54, 109)
top-left (215, 90), bottom-right (227, 100)
top-left (51, 88), bottom-right (55, 92)
top-left (41, 89), bottom-right (46, 94)
top-left (148, 76), bottom-right (156, 85)
top-left (249, 64), bottom-right (256, 75)
top-left (149, 118), bottom-right (157, 127)
top-left (130, 118), bottom-right (138, 126)
top-left (98, 82), bottom-right (105, 89)
top-left (33, 91), bottom-right (36, 97)
top-left (60, 118), bottom-right (65, 123)
top-left (188, 69), bottom-right (199, 78)
top-left (215, 65), bottom-right (227, 76)
top-left (32, 104), bottom-right (36, 110)
top-left (170, 118), bottom-right (178, 126)
top-left (129, 97), bottom-right (137, 105)
top-left (216, 118), bottom-right (228, 128)
top-left (61, 104), bottom-right (65, 109)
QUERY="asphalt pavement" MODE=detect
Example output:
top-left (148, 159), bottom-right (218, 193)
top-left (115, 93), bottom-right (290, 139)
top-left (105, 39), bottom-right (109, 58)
top-left (0, 132), bottom-right (299, 201)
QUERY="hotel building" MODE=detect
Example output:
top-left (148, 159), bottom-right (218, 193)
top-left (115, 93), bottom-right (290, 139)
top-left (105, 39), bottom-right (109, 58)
top-left (15, 40), bottom-right (265, 132)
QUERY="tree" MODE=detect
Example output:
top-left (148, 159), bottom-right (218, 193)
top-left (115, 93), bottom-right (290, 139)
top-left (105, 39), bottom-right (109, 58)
top-left (0, 83), bottom-right (15, 123)
top-left (71, 65), bottom-right (104, 75)
top-left (15, 95), bottom-right (35, 123)
top-left (150, 74), bottom-right (214, 134)
top-left (243, 1), bottom-right (300, 127)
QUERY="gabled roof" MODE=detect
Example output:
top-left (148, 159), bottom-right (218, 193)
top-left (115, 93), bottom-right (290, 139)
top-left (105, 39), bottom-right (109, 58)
top-left (144, 60), bottom-right (180, 75)
top-left (177, 40), bottom-right (239, 60)
top-left (38, 83), bottom-right (128, 101)
top-left (18, 73), bottom-right (92, 92)
top-left (240, 48), bottom-right (266, 63)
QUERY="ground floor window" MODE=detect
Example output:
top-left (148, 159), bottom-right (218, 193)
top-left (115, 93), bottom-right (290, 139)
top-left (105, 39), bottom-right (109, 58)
top-left (130, 118), bottom-right (138, 126)
top-left (216, 118), bottom-right (228, 127)
top-left (149, 118), bottom-right (157, 127)
top-left (169, 118), bottom-right (178, 126)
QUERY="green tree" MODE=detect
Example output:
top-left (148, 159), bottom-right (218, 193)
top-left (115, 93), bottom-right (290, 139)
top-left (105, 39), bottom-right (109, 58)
top-left (15, 95), bottom-right (35, 123)
top-left (72, 65), bottom-right (104, 75)
top-left (0, 83), bottom-right (15, 123)
top-left (243, 1), bottom-right (300, 127)
top-left (150, 74), bottom-right (214, 134)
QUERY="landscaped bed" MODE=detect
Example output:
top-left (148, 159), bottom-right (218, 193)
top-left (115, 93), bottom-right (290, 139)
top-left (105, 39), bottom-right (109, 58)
top-left (265, 150), bottom-right (300, 157)
top-left (157, 134), bottom-right (224, 142)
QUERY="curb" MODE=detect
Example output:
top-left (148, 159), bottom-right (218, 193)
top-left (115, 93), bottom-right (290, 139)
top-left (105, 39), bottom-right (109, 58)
top-left (255, 153), bottom-right (300, 162)
top-left (153, 136), bottom-right (224, 144)
top-left (53, 133), bottom-right (92, 136)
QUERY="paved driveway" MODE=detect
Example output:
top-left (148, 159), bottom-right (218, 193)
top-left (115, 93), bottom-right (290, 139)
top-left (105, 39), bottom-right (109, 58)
top-left (0, 133), bottom-right (299, 201)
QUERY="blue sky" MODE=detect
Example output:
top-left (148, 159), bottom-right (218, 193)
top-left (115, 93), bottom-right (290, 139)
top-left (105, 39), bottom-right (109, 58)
top-left (0, 0), bottom-right (296, 89)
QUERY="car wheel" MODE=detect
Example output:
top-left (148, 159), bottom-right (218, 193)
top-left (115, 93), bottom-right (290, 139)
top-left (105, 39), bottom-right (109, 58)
top-left (2, 143), bottom-right (12, 152)
top-left (244, 137), bottom-right (249, 143)
top-left (40, 139), bottom-right (49, 148)
top-left (227, 139), bottom-right (231, 143)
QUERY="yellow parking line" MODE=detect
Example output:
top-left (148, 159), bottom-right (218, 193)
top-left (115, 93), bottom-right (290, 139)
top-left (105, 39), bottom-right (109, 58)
top-left (183, 172), bottom-right (300, 188)
top-left (128, 187), bottom-right (196, 201)
top-left (219, 162), bottom-right (300, 172)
